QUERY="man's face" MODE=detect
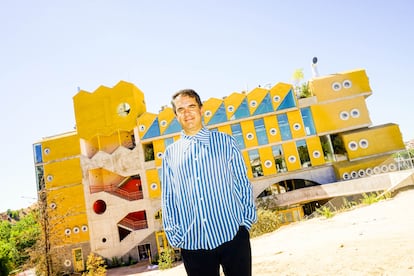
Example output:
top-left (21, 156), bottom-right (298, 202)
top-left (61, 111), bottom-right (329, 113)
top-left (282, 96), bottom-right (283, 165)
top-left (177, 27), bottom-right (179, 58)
top-left (173, 95), bottom-right (203, 135)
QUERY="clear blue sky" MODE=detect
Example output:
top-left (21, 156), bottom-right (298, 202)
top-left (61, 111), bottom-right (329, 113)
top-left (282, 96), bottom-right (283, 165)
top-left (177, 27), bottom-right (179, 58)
top-left (1, 1), bottom-right (413, 212)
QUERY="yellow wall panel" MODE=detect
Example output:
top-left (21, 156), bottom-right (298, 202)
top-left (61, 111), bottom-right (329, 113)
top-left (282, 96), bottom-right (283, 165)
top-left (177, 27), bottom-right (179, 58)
top-left (287, 110), bottom-right (306, 139)
top-left (73, 81), bottom-right (147, 139)
top-left (311, 96), bottom-right (371, 134)
top-left (153, 139), bottom-right (165, 167)
top-left (263, 115), bottom-right (281, 143)
top-left (306, 136), bottom-right (325, 166)
top-left (44, 158), bottom-right (82, 189)
top-left (158, 107), bottom-right (176, 135)
top-left (224, 92), bottom-right (246, 120)
top-left (282, 141), bottom-right (301, 171)
top-left (269, 83), bottom-right (293, 110)
top-left (42, 132), bottom-right (80, 163)
top-left (342, 124), bottom-right (405, 160)
top-left (309, 69), bottom-right (372, 102)
top-left (217, 125), bottom-right (232, 135)
top-left (137, 112), bottom-right (158, 139)
top-left (258, 147), bottom-right (277, 176)
top-left (240, 120), bottom-right (258, 148)
top-left (202, 97), bottom-right (223, 125)
top-left (47, 185), bottom-right (88, 246)
top-left (242, 151), bottom-right (253, 179)
top-left (246, 87), bottom-right (268, 115)
top-left (146, 169), bottom-right (161, 198)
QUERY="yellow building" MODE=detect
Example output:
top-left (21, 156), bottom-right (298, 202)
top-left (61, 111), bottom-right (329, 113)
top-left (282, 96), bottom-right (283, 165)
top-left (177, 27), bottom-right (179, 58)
top-left (33, 68), bottom-right (405, 273)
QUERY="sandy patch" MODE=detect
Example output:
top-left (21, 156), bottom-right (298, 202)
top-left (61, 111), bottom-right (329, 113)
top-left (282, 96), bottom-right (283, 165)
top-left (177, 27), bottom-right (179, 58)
top-left (109, 188), bottom-right (414, 276)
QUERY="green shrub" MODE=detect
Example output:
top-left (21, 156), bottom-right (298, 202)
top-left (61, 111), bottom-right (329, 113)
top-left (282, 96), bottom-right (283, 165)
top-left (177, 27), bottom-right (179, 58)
top-left (316, 206), bottom-right (335, 218)
top-left (158, 247), bottom-right (175, 270)
top-left (250, 208), bottom-right (282, 238)
top-left (82, 253), bottom-right (106, 276)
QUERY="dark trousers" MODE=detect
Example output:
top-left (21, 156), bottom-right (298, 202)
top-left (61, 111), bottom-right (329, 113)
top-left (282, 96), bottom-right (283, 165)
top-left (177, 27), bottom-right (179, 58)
top-left (181, 226), bottom-right (252, 276)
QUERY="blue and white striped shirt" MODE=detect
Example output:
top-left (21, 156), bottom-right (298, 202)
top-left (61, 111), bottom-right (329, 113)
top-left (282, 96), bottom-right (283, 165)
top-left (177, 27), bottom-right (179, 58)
top-left (161, 127), bottom-right (257, 250)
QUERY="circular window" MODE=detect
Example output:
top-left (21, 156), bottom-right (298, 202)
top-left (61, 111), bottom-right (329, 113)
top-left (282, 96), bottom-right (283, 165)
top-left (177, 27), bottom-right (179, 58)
top-left (64, 228), bottom-right (71, 236)
top-left (102, 238), bottom-right (107, 243)
top-left (388, 163), bottom-right (397, 171)
top-left (358, 169), bottom-right (366, 177)
top-left (343, 80), bottom-right (352, 89)
top-left (150, 183), bottom-right (158, 190)
top-left (73, 227), bottom-right (80, 234)
top-left (293, 123), bottom-right (301, 131)
top-left (381, 165), bottom-right (389, 173)
top-left (373, 166), bottom-right (381, 174)
top-left (64, 260), bottom-right (72, 267)
top-left (227, 105), bottom-right (234, 112)
top-left (246, 133), bottom-right (254, 140)
top-left (351, 171), bottom-right (358, 179)
top-left (46, 175), bottom-right (53, 182)
top-left (156, 152), bottom-right (163, 159)
top-left (160, 120), bottom-right (167, 127)
top-left (269, 128), bottom-right (277, 136)
top-left (342, 172), bottom-right (350, 180)
top-left (288, 155), bottom-right (296, 163)
top-left (359, 139), bottom-right (369, 149)
top-left (250, 100), bottom-right (257, 107)
top-left (44, 148), bottom-right (50, 155)
top-left (81, 225), bottom-right (88, 232)
top-left (365, 167), bottom-right (373, 176)
top-left (264, 160), bottom-right (272, 168)
top-left (204, 110), bottom-right (212, 117)
top-left (117, 102), bottom-right (131, 117)
top-left (340, 111), bottom-right (350, 120)
top-left (50, 202), bottom-right (57, 209)
top-left (139, 125), bottom-right (146, 132)
top-left (348, 141), bottom-right (358, 151)
top-left (332, 82), bottom-right (342, 91)
top-left (273, 95), bottom-right (281, 102)
top-left (350, 108), bottom-right (360, 118)
top-left (93, 200), bottom-right (107, 215)
top-left (312, 150), bottom-right (321, 158)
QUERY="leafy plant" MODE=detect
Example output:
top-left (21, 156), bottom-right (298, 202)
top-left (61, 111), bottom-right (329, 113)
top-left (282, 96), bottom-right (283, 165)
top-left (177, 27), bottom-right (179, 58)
top-left (82, 253), bottom-right (107, 276)
top-left (250, 209), bottom-right (282, 238)
top-left (316, 206), bottom-right (335, 218)
top-left (158, 247), bottom-right (175, 270)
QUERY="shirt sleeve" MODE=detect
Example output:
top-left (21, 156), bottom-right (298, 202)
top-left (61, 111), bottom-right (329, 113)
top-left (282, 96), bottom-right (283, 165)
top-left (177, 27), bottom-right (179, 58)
top-left (229, 137), bottom-right (258, 229)
top-left (161, 150), bottom-right (183, 248)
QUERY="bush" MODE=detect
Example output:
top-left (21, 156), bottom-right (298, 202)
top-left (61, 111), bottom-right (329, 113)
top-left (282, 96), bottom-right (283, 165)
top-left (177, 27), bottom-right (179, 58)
top-left (158, 247), bottom-right (175, 270)
top-left (82, 253), bottom-right (106, 276)
top-left (250, 208), bottom-right (282, 238)
top-left (316, 206), bottom-right (335, 218)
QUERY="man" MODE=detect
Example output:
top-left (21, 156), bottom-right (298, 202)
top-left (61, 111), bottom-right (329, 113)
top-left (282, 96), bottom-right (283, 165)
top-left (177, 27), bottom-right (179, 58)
top-left (161, 89), bottom-right (257, 276)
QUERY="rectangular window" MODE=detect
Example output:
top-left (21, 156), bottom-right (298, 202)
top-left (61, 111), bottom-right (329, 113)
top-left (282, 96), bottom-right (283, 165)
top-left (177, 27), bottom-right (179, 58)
top-left (301, 107), bottom-right (316, 135)
top-left (277, 114), bottom-right (292, 140)
top-left (296, 140), bottom-right (310, 167)
top-left (272, 145), bottom-right (286, 172)
top-left (231, 123), bottom-right (245, 149)
top-left (254, 118), bottom-right (269, 145)
top-left (248, 149), bottom-right (263, 177)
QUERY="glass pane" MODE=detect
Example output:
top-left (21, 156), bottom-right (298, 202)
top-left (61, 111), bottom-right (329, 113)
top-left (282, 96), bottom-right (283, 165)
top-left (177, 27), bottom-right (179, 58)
top-left (233, 99), bottom-right (250, 119)
top-left (231, 124), bottom-right (245, 149)
top-left (254, 118), bottom-right (269, 145)
top-left (296, 140), bottom-right (310, 167)
top-left (272, 145), bottom-right (287, 172)
top-left (277, 114), bottom-right (292, 140)
top-left (248, 149), bottom-right (263, 177)
top-left (301, 107), bottom-right (316, 135)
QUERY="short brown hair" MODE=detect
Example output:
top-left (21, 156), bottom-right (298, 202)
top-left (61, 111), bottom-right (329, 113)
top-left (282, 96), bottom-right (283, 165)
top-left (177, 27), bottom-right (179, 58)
top-left (171, 89), bottom-right (203, 114)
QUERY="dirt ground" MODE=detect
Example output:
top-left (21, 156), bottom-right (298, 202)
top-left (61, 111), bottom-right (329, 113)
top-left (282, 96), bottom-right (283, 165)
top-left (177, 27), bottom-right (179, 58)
top-left (108, 188), bottom-right (414, 276)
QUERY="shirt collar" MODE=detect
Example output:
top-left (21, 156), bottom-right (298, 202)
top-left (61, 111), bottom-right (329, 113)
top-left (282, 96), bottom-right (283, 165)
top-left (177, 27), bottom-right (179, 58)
top-left (181, 127), bottom-right (210, 147)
